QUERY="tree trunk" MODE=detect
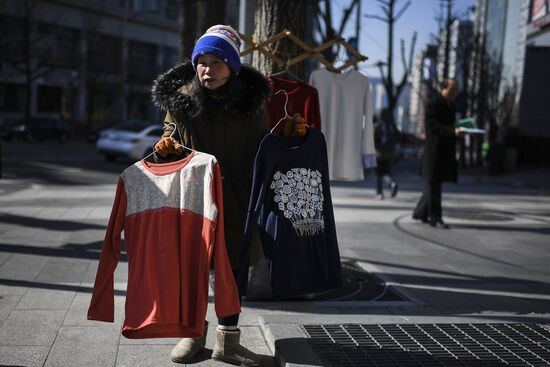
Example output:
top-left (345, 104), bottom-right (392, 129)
top-left (180, 0), bottom-right (227, 62)
top-left (24, 0), bottom-right (32, 120)
top-left (180, 0), bottom-right (198, 61)
top-left (387, 1), bottom-right (394, 116)
top-left (252, 0), bottom-right (309, 79)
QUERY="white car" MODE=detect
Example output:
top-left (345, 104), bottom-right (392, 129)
top-left (96, 122), bottom-right (165, 161)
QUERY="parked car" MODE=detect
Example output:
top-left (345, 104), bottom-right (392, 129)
top-left (0, 118), bottom-right (71, 142)
top-left (96, 122), bottom-right (164, 161)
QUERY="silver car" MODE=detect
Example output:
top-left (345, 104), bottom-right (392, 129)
top-left (96, 122), bottom-right (164, 161)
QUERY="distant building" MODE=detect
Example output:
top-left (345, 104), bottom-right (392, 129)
top-left (516, 0), bottom-right (550, 137)
top-left (468, 0), bottom-right (550, 167)
top-left (516, 0), bottom-right (550, 166)
top-left (0, 0), bottom-right (181, 128)
top-left (437, 19), bottom-right (474, 118)
top-left (409, 44), bottom-right (437, 136)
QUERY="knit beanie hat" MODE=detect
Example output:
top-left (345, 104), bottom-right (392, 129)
top-left (192, 25), bottom-right (242, 75)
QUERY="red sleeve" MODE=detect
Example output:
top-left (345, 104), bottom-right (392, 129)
top-left (211, 162), bottom-right (241, 318)
top-left (87, 177), bottom-right (126, 322)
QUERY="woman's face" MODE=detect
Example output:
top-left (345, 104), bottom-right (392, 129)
top-left (196, 54), bottom-right (231, 90)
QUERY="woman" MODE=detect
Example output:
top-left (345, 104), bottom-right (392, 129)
top-left (152, 25), bottom-right (305, 365)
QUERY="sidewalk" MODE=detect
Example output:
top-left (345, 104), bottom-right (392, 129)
top-left (0, 142), bottom-right (549, 366)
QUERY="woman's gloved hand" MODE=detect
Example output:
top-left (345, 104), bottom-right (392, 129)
top-left (154, 137), bottom-right (183, 158)
top-left (283, 113), bottom-right (307, 137)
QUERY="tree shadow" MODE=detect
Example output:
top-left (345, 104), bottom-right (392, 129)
top-left (0, 241), bottom-right (127, 262)
top-left (0, 278), bottom-right (126, 296)
top-left (0, 213), bottom-right (106, 231)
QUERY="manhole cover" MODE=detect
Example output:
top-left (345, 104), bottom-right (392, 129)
top-left (302, 323), bottom-right (550, 366)
top-left (313, 262), bottom-right (406, 302)
top-left (446, 212), bottom-right (514, 222)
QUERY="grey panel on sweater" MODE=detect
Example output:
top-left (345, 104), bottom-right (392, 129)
top-left (121, 152), bottom-right (218, 222)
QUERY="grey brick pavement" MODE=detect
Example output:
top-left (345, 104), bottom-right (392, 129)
top-left (1, 141), bottom-right (549, 366)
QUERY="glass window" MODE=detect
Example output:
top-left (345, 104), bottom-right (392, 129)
top-left (0, 16), bottom-right (25, 62)
top-left (88, 33), bottom-right (122, 74)
top-left (162, 47), bottom-right (179, 70)
top-left (164, 0), bottom-right (181, 21)
top-left (0, 83), bottom-right (25, 112)
top-left (36, 23), bottom-right (80, 67)
top-left (37, 86), bottom-right (62, 113)
top-left (128, 41), bottom-right (157, 83)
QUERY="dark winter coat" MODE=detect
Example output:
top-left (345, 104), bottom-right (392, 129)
top-left (420, 94), bottom-right (458, 182)
top-left (151, 61), bottom-right (271, 269)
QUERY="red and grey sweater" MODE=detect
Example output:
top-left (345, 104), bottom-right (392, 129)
top-left (87, 151), bottom-right (240, 339)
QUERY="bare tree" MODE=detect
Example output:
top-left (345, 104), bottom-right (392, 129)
top-left (179, 0), bottom-right (227, 61)
top-left (365, 0), bottom-right (417, 122)
top-left (315, 0), bottom-right (360, 63)
top-left (252, 0), bottom-right (309, 78)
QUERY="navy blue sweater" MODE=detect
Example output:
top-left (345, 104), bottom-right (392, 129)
top-left (238, 128), bottom-right (342, 298)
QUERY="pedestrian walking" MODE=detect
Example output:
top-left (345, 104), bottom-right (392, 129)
top-left (413, 78), bottom-right (462, 228)
top-left (374, 108), bottom-right (399, 199)
top-left (152, 25), bottom-right (306, 365)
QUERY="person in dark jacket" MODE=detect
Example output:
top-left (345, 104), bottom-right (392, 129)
top-left (413, 78), bottom-right (462, 228)
top-left (151, 25), bottom-right (305, 365)
top-left (374, 108), bottom-right (400, 199)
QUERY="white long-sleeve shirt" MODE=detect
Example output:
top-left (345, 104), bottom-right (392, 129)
top-left (310, 68), bottom-right (376, 181)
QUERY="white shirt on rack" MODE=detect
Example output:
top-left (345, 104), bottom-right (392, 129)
top-left (309, 68), bottom-right (376, 181)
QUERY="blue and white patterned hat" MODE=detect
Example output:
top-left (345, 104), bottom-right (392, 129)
top-left (192, 25), bottom-right (242, 75)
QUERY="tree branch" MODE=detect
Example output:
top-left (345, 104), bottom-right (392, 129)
top-left (407, 31), bottom-right (417, 74)
top-left (377, 62), bottom-right (388, 88)
top-left (337, 0), bottom-right (359, 37)
top-left (400, 39), bottom-right (407, 73)
top-left (394, 0), bottom-right (411, 21)
top-left (364, 14), bottom-right (388, 23)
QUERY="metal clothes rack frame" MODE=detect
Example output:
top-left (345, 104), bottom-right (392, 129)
top-left (238, 29), bottom-right (368, 73)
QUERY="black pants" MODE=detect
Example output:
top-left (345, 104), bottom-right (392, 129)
top-left (375, 158), bottom-right (394, 194)
top-left (217, 269), bottom-right (240, 326)
top-left (413, 179), bottom-right (442, 221)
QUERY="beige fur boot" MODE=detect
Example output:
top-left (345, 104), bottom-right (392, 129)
top-left (211, 328), bottom-right (264, 366)
top-left (170, 321), bottom-right (208, 363)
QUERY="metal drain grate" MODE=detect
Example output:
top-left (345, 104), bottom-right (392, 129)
top-left (446, 212), bottom-right (514, 222)
top-left (302, 323), bottom-right (550, 366)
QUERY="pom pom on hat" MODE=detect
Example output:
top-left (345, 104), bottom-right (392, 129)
top-left (192, 25), bottom-right (242, 75)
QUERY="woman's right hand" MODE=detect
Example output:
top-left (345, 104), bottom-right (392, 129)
top-left (154, 137), bottom-right (183, 158)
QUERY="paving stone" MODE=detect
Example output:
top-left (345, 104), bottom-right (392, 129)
top-left (16, 287), bottom-right (76, 310)
top-left (242, 326), bottom-right (268, 347)
top-left (0, 346), bottom-right (50, 367)
top-left (115, 344), bottom-right (180, 367)
top-left (35, 258), bottom-right (89, 284)
top-left (44, 326), bottom-right (119, 367)
top-left (0, 309), bottom-right (65, 346)
top-left (0, 254), bottom-right (50, 296)
top-left (0, 294), bottom-right (21, 320)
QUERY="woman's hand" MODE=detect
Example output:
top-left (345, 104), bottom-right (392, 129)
top-left (282, 113), bottom-right (307, 137)
top-left (154, 137), bottom-right (183, 158)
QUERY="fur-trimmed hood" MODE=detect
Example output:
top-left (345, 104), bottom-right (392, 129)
top-left (151, 61), bottom-right (271, 118)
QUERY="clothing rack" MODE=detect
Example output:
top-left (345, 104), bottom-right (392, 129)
top-left (238, 29), bottom-right (368, 73)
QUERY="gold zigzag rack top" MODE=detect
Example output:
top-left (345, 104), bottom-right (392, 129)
top-left (238, 29), bottom-right (368, 73)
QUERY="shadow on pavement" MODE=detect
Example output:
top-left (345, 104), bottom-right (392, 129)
top-left (0, 278), bottom-right (126, 296)
top-left (0, 213), bottom-right (106, 231)
top-left (449, 222), bottom-right (550, 235)
top-left (0, 241), bottom-right (127, 262)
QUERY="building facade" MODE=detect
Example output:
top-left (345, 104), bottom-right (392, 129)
top-left (0, 0), bottom-right (181, 130)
